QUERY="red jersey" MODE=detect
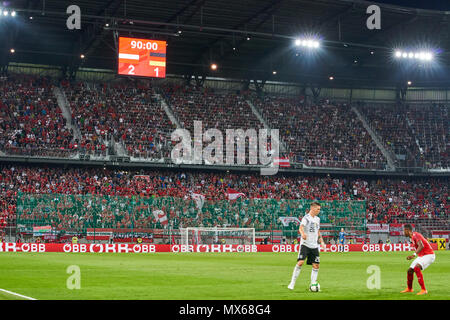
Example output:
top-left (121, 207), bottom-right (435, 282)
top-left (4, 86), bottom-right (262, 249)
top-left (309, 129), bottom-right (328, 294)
top-left (411, 232), bottom-right (434, 257)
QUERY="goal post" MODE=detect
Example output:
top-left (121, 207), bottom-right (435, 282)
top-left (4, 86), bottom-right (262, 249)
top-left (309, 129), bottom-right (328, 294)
top-left (179, 227), bottom-right (255, 246)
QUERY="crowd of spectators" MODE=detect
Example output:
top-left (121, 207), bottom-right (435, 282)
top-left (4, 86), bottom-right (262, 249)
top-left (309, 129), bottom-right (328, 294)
top-left (406, 104), bottom-right (449, 169)
top-left (0, 75), bottom-right (75, 158)
top-left (163, 85), bottom-right (262, 132)
top-left (63, 79), bottom-right (176, 159)
top-left (0, 164), bottom-right (447, 234)
top-left (359, 103), bottom-right (449, 169)
top-left (252, 95), bottom-right (388, 169)
top-left (1, 74), bottom-right (447, 171)
top-left (162, 84), bottom-right (265, 164)
top-left (358, 103), bottom-right (424, 168)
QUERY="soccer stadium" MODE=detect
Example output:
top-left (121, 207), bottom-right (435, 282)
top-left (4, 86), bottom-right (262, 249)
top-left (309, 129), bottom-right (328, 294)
top-left (0, 0), bottom-right (449, 305)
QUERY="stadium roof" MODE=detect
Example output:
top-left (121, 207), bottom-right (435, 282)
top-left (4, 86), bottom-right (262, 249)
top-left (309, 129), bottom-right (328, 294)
top-left (2, 0), bottom-right (450, 88)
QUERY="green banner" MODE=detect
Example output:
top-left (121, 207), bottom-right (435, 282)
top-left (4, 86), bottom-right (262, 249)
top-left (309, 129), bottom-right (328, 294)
top-left (16, 193), bottom-right (366, 236)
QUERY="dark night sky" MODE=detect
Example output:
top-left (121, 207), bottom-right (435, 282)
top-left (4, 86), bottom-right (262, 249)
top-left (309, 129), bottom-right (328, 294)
top-left (373, 0), bottom-right (450, 11)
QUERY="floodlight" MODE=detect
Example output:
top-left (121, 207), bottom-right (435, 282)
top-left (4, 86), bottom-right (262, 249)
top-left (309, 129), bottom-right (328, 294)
top-left (295, 38), bottom-right (320, 49)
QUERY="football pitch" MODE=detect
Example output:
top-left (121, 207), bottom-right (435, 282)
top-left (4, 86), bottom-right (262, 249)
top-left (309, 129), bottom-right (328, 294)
top-left (0, 251), bottom-right (448, 300)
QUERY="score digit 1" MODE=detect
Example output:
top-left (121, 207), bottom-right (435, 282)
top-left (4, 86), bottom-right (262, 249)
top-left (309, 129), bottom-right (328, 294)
top-left (154, 67), bottom-right (159, 77)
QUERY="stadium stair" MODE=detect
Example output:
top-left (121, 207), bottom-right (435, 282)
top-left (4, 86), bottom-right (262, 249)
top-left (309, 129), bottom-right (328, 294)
top-left (53, 86), bottom-right (82, 143)
top-left (246, 99), bottom-right (289, 154)
top-left (405, 116), bottom-right (424, 155)
top-left (154, 90), bottom-right (182, 129)
top-left (352, 106), bottom-right (396, 170)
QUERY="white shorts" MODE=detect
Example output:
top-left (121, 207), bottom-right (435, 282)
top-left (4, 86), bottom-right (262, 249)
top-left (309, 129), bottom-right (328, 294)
top-left (409, 253), bottom-right (436, 271)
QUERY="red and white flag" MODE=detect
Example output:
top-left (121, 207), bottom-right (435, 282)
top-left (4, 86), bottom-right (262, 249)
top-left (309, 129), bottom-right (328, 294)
top-left (152, 210), bottom-right (168, 225)
top-left (226, 188), bottom-right (245, 200)
top-left (273, 157), bottom-right (290, 167)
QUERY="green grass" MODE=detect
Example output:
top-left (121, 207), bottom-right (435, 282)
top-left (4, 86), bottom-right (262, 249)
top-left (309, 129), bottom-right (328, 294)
top-left (0, 251), bottom-right (448, 300)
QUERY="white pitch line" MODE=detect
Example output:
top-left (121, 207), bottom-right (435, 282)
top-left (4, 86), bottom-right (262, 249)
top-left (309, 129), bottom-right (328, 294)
top-left (0, 288), bottom-right (37, 300)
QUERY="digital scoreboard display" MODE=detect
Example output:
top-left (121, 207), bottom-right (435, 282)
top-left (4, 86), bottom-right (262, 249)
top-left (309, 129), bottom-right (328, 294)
top-left (118, 37), bottom-right (166, 78)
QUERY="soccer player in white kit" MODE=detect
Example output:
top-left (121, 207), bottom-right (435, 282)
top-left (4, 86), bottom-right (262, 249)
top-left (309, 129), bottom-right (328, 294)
top-left (288, 202), bottom-right (326, 290)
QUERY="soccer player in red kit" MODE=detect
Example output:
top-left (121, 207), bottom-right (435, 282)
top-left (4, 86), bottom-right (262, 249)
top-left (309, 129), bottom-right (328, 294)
top-left (401, 224), bottom-right (435, 295)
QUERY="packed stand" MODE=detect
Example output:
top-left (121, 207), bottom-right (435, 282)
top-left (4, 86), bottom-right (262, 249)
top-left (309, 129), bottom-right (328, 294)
top-left (162, 84), bottom-right (265, 164)
top-left (0, 164), bottom-right (447, 235)
top-left (0, 75), bottom-right (75, 158)
top-left (163, 85), bottom-right (262, 132)
top-left (252, 95), bottom-right (387, 169)
top-left (406, 104), bottom-right (449, 169)
top-left (358, 103), bottom-right (424, 168)
top-left (63, 79), bottom-right (176, 159)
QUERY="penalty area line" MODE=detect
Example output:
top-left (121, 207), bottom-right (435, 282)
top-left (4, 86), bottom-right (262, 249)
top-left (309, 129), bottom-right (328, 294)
top-left (0, 288), bottom-right (37, 300)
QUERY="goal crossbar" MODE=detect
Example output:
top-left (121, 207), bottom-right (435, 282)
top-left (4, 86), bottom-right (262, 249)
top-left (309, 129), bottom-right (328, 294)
top-left (180, 227), bottom-right (255, 246)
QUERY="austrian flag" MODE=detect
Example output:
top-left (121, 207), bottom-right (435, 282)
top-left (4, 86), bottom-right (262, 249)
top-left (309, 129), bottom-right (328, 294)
top-left (226, 188), bottom-right (245, 200)
top-left (152, 209), bottom-right (168, 225)
top-left (273, 157), bottom-right (290, 167)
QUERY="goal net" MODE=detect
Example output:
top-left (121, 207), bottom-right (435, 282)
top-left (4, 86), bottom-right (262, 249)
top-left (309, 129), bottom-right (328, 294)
top-left (180, 227), bottom-right (255, 245)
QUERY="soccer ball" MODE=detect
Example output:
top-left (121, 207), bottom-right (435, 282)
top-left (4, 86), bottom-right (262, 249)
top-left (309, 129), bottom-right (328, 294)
top-left (309, 283), bottom-right (320, 292)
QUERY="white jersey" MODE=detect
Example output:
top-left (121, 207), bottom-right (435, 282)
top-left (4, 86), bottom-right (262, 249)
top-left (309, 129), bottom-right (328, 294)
top-left (300, 213), bottom-right (320, 249)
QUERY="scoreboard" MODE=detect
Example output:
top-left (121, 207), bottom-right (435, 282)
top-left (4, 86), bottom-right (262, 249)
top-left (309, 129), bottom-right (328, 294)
top-left (118, 37), bottom-right (166, 78)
